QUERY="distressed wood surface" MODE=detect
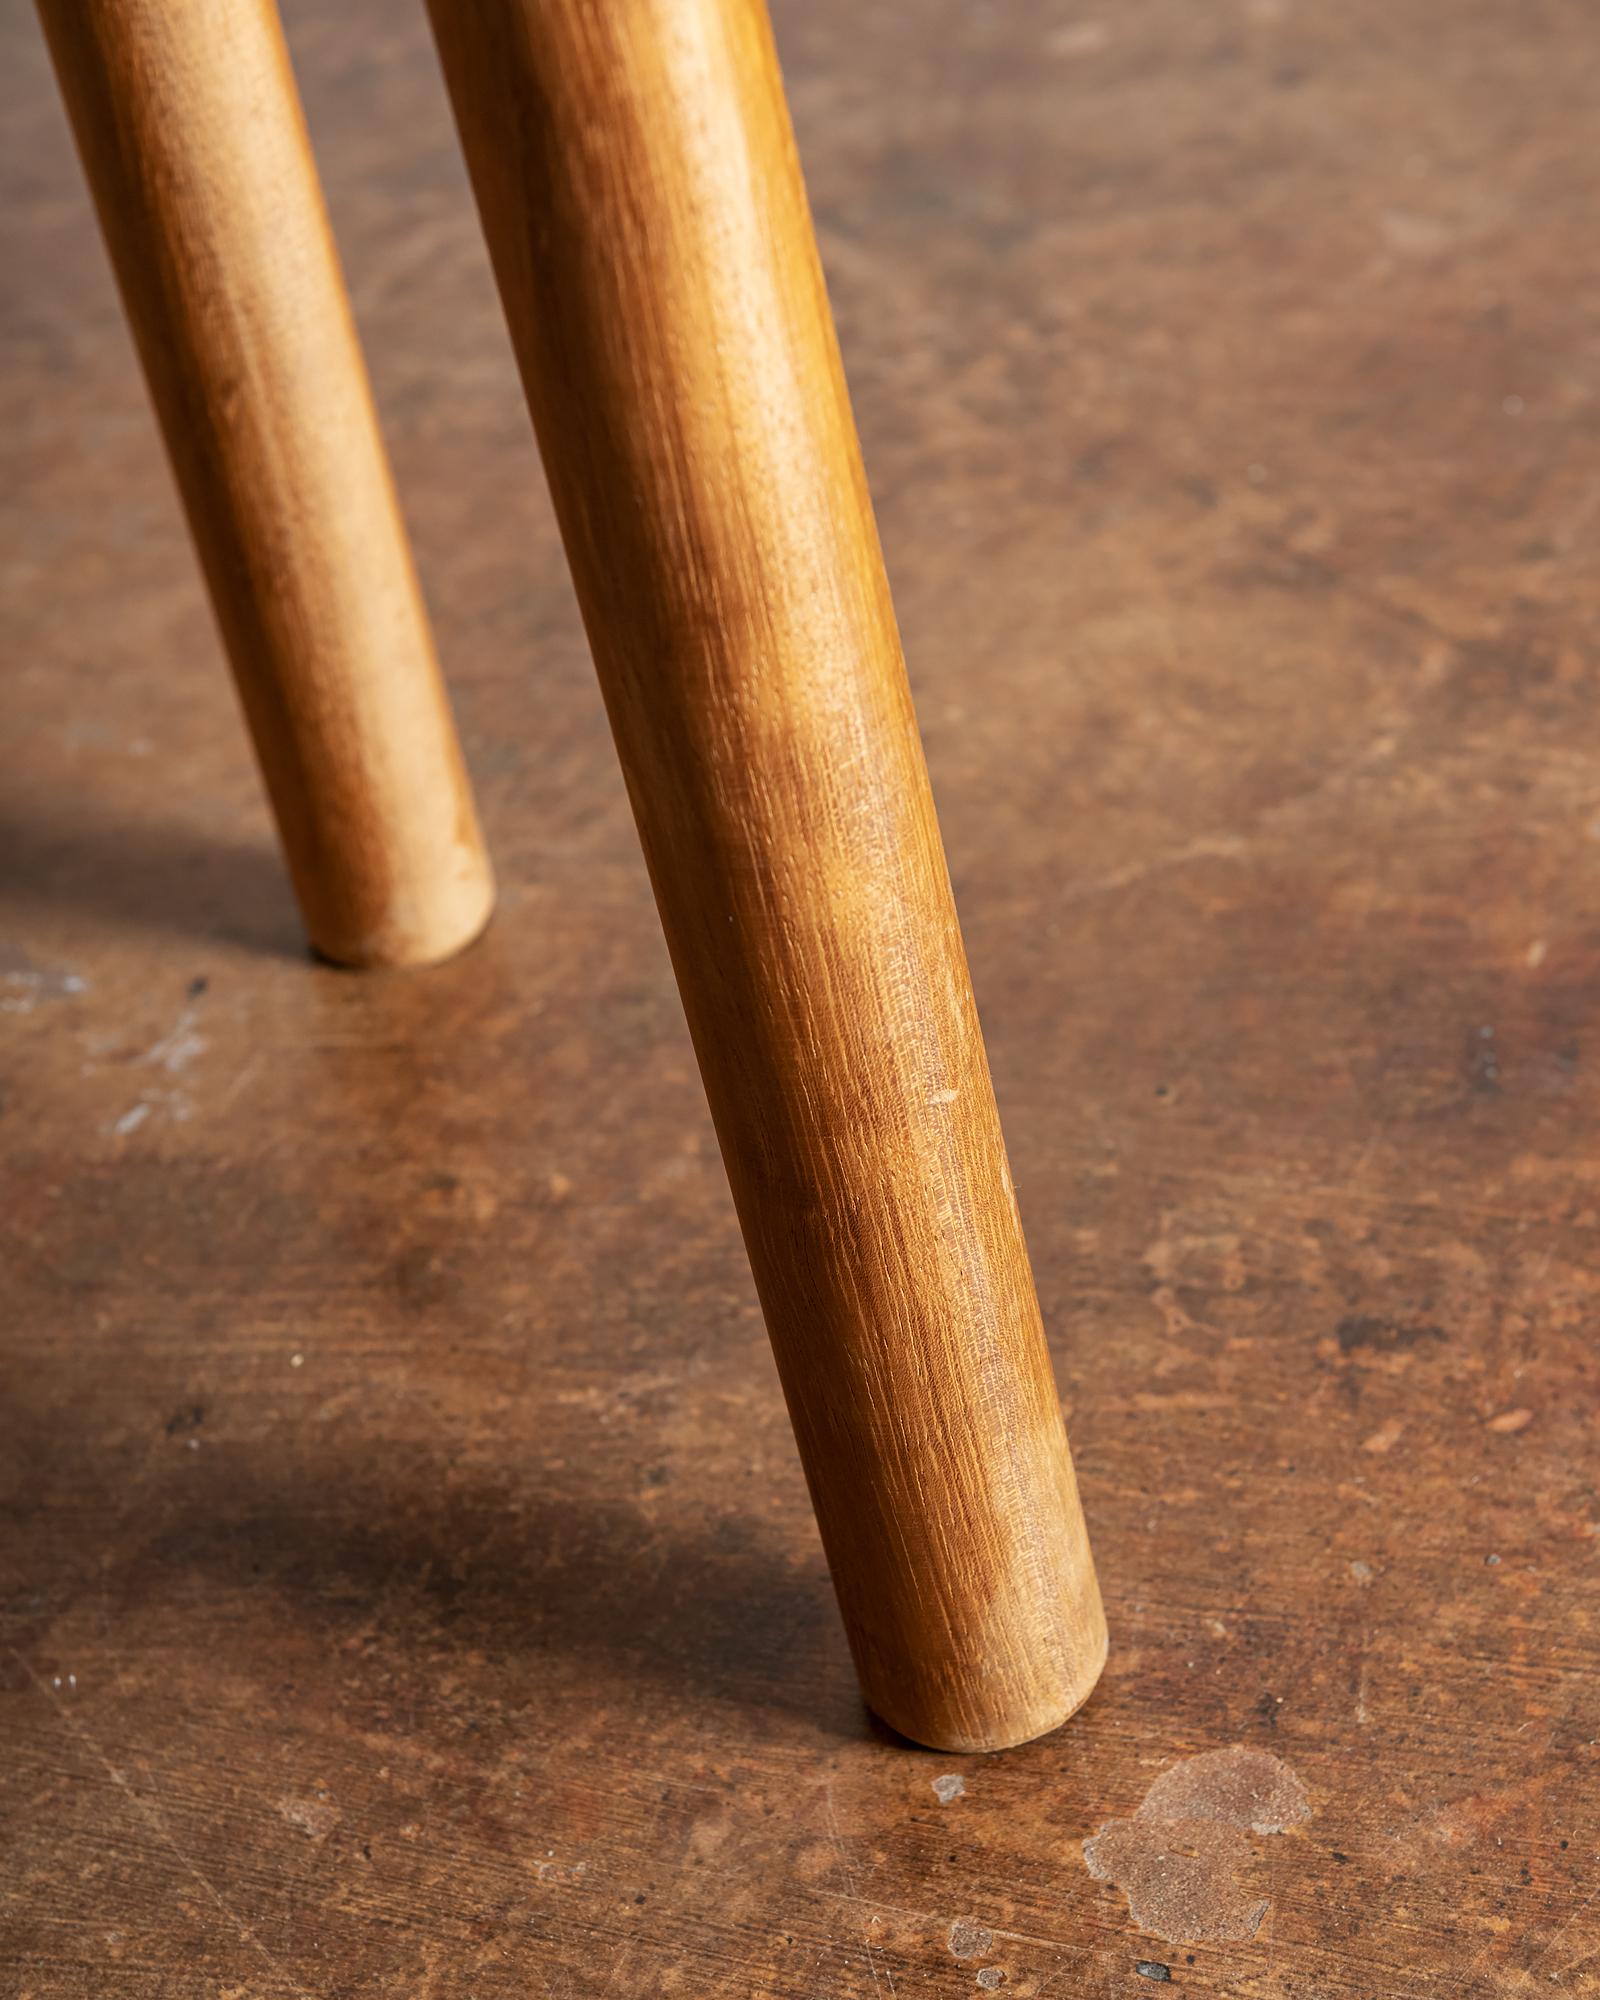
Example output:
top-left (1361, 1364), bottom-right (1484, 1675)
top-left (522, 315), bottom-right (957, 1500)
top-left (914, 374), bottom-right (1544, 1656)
top-left (427, 0), bottom-right (1104, 1754)
top-left (34, 0), bottom-right (494, 968)
top-left (3, 0), bottom-right (1598, 1992)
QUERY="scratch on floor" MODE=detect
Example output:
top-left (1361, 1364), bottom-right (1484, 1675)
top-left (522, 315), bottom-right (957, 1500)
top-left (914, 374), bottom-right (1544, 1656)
top-left (11, 1648), bottom-right (318, 1998)
top-left (824, 1779), bottom-right (893, 1997)
top-left (1530, 1880), bottom-right (1600, 1988)
top-left (218, 1049), bottom-right (267, 1114)
top-left (1057, 832), bottom-right (1251, 911)
top-left (1441, 1666), bottom-right (1597, 1999)
top-left (1054, 723), bottom-right (1412, 918)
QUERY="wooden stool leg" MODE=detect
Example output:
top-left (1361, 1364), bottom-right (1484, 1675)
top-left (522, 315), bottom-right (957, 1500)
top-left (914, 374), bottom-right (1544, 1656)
top-left (430, 1), bottom-right (1106, 1750)
top-left (36, 0), bottom-right (494, 969)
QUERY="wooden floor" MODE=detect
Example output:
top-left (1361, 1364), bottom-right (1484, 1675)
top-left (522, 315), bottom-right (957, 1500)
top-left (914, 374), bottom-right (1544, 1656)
top-left (4, 1), bottom-right (1598, 1994)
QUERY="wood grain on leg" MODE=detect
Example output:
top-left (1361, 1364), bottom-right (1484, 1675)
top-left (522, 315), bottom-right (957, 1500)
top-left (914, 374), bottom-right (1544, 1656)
top-left (428, 0), bottom-right (1105, 1750)
top-left (36, 0), bottom-right (494, 968)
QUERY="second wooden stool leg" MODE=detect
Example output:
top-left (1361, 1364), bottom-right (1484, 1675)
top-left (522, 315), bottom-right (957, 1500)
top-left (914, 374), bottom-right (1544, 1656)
top-left (36, 0), bottom-right (494, 969)
top-left (429, 0), bottom-right (1105, 1749)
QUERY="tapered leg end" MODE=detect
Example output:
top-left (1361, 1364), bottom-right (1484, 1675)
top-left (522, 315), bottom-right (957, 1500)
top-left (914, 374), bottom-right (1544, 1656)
top-left (307, 856), bottom-right (496, 971)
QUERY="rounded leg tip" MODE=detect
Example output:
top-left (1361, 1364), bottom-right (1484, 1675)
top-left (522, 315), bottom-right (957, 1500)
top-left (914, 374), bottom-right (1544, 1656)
top-left (307, 864), bottom-right (497, 971)
top-left (866, 1624), bottom-right (1110, 1756)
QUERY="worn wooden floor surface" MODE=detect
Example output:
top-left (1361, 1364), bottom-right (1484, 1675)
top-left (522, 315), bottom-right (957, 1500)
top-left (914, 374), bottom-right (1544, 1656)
top-left (3, 0), bottom-right (1597, 1993)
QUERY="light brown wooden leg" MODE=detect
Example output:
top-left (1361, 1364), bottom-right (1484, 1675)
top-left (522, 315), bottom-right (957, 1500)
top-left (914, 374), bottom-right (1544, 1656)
top-left (36, 0), bottom-right (494, 969)
top-left (428, 0), bottom-right (1106, 1752)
